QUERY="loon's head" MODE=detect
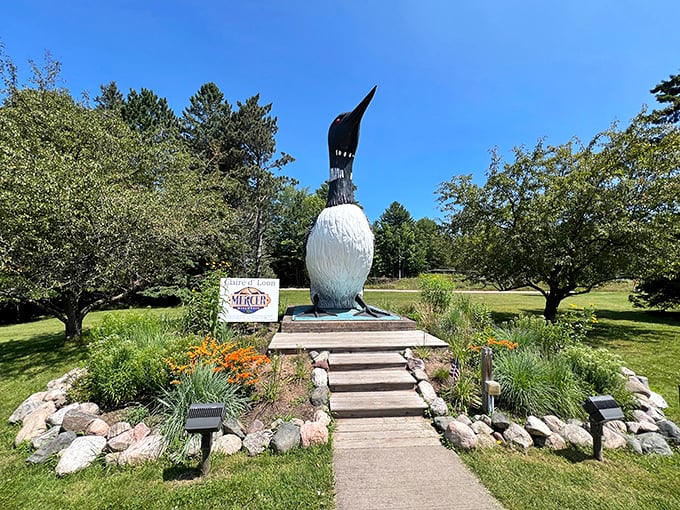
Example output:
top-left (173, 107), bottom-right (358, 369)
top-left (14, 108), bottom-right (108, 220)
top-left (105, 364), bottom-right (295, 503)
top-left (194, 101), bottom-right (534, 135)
top-left (326, 86), bottom-right (376, 207)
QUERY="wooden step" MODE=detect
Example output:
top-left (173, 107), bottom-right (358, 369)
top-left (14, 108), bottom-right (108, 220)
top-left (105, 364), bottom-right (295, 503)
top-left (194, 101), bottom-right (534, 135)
top-left (328, 352), bottom-right (406, 371)
top-left (268, 330), bottom-right (447, 354)
top-left (330, 390), bottom-right (428, 418)
top-left (334, 417), bottom-right (441, 449)
top-left (329, 368), bottom-right (416, 392)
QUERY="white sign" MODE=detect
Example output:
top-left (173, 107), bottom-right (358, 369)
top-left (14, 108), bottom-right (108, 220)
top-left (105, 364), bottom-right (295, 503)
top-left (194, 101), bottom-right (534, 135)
top-left (218, 278), bottom-right (280, 323)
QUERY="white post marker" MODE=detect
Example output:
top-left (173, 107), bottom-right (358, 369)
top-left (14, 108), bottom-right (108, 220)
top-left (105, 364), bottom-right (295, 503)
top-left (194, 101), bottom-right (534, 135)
top-left (218, 278), bottom-right (280, 323)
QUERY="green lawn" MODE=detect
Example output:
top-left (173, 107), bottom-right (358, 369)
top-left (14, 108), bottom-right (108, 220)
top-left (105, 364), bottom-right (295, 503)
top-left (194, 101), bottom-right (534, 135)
top-left (2, 290), bottom-right (679, 510)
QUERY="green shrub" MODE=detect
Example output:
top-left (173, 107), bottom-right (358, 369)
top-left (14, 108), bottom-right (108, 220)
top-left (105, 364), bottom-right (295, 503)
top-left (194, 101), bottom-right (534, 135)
top-left (419, 273), bottom-right (454, 312)
top-left (543, 354), bottom-right (588, 418)
top-left (563, 345), bottom-right (623, 395)
top-left (440, 368), bottom-right (482, 414)
top-left (494, 315), bottom-right (575, 355)
top-left (156, 363), bottom-right (250, 460)
top-left (83, 314), bottom-right (190, 408)
top-left (181, 265), bottom-right (229, 335)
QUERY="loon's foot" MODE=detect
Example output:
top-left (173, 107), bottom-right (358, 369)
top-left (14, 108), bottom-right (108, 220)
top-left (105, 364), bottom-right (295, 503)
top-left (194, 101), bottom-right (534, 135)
top-left (297, 295), bottom-right (337, 318)
top-left (353, 295), bottom-right (391, 318)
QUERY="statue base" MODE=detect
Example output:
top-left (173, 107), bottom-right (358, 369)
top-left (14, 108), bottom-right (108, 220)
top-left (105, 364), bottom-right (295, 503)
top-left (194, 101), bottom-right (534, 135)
top-left (279, 306), bottom-right (417, 333)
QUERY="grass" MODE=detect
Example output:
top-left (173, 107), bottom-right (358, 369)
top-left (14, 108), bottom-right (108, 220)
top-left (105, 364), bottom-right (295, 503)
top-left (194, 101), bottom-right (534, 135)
top-left (2, 288), bottom-right (679, 509)
top-left (0, 307), bottom-right (333, 510)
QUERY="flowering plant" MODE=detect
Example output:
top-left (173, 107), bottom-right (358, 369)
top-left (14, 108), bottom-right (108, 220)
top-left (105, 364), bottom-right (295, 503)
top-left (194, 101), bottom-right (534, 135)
top-left (468, 336), bottom-right (519, 352)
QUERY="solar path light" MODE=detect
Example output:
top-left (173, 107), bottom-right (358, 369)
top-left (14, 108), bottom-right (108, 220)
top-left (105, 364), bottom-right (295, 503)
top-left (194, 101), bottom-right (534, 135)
top-left (184, 403), bottom-right (225, 475)
top-left (582, 395), bottom-right (624, 461)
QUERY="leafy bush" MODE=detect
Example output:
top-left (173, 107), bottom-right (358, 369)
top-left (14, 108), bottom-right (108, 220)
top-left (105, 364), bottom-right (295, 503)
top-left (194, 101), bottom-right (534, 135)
top-left (563, 345), bottom-right (623, 395)
top-left (493, 314), bottom-right (577, 355)
top-left (419, 273), bottom-right (454, 312)
top-left (157, 363), bottom-right (250, 460)
top-left (181, 264), bottom-right (230, 335)
top-left (82, 314), bottom-right (191, 408)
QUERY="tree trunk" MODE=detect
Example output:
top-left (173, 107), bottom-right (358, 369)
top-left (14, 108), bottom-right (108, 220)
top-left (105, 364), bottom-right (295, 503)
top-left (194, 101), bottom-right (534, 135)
top-left (63, 293), bottom-right (84, 340)
top-left (543, 293), bottom-right (562, 323)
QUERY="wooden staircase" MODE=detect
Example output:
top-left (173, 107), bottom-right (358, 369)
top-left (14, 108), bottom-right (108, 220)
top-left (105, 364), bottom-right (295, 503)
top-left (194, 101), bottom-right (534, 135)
top-left (269, 330), bottom-right (448, 419)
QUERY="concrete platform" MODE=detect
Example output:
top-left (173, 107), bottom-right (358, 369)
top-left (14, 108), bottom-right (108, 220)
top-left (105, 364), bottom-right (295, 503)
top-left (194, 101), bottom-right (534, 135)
top-left (279, 306), bottom-right (417, 333)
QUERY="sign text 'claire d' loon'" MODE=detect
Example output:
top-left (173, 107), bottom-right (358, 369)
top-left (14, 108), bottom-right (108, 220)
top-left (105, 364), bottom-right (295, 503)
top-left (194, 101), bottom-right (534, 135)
top-left (219, 278), bottom-right (279, 323)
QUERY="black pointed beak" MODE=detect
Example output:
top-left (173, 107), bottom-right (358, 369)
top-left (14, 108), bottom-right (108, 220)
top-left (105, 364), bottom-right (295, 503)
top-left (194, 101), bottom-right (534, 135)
top-left (345, 86), bottom-right (377, 126)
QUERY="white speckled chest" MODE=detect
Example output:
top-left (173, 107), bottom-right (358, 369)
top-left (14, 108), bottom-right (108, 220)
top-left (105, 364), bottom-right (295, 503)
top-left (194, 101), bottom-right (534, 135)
top-left (305, 203), bottom-right (374, 309)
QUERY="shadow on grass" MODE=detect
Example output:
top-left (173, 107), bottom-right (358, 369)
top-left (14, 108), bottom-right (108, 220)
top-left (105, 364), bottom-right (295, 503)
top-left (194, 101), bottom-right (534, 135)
top-left (162, 465), bottom-right (202, 482)
top-left (0, 332), bottom-right (87, 378)
top-left (554, 447), bottom-right (591, 464)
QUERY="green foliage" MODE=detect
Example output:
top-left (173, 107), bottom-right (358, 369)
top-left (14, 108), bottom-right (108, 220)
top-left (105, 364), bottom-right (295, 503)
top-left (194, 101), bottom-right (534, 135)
top-left (82, 314), bottom-right (190, 408)
top-left (419, 273), bottom-right (455, 312)
top-left (630, 274), bottom-right (680, 310)
top-left (493, 314), bottom-right (576, 355)
top-left (256, 354), bottom-right (286, 404)
top-left (438, 114), bottom-right (680, 321)
top-left (157, 363), bottom-right (250, 460)
top-left (181, 266), bottom-right (230, 336)
top-left (494, 349), bottom-right (554, 416)
top-left (373, 201), bottom-right (421, 278)
top-left (440, 369), bottom-right (482, 414)
top-left (431, 366), bottom-right (451, 385)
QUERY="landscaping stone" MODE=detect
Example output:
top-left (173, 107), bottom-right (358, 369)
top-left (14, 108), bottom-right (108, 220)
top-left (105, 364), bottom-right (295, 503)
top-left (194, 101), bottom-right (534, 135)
top-left (470, 421), bottom-right (494, 436)
top-left (314, 359), bottom-right (330, 370)
top-left (626, 378), bottom-right (651, 397)
top-left (637, 421), bottom-right (660, 433)
top-left (271, 422), bottom-right (301, 453)
top-left (633, 409), bottom-right (656, 425)
top-left (646, 406), bottom-right (665, 422)
top-left (47, 368), bottom-right (86, 391)
top-left (407, 358), bottom-right (425, 372)
top-left (108, 422), bottom-right (150, 452)
top-left (444, 421), bottom-right (478, 451)
top-left (300, 421), bottom-right (329, 447)
top-left (243, 430), bottom-right (273, 456)
top-left (491, 411), bottom-right (511, 431)
top-left (626, 435), bottom-right (643, 455)
top-left (635, 375), bottom-right (649, 388)
top-left (429, 397), bottom-right (448, 416)
top-left (455, 414), bottom-right (473, 427)
top-left (223, 417), bottom-right (246, 439)
top-left (637, 432), bottom-right (673, 456)
top-left (269, 418), bottom-right (284, 430)
top-left (656, 419), bottom-right (680, 445)
top-left (43, 389), bottom-right (67, 407)
top-left (566, 418), bottom-right (584, 427)
top-left (620, 366), bottom-right (636, 377)
top-left (648, 390), bottom-right (669, 409)
top-left (433, 416), bottom-right (454, 433)
top-left (503, 423), bottom-right (533, 452)
top-left (9, 393), bottom-right (45, 424)
top-left (31, 426), bottom-right (60, 449)
top-left (56, 436), bottom-right (107, 476)
top-left (417, 381), bottom-right (437, 403)
top-left (313, 351), bottom-right (329, 363)
top-left (627, 421), bottom-right (641, 434)
top-left (605, 420), bottom-right (627, 435)
top-left (525, 416), bottom-right (551, 438)
top-left (476, 433), bottom-right (498, 449)
top-left (48, 403), bottom-right (80, 427)
top-left (492, 432), bottom-right (506, 445)
top-left (212, 434), bottom-right (242, 455)
top-left (27, 431), bottom-right (77, 464)
top-left (118, 434), bottom-right (167, 466)
top-left (248, 419), bottom-right (265, 434)
top-left (107, 421), bottom-right (132, 439)
top-left (291, 418), bottom-right (305, 428)
top-left (15, 401), bottom-right (56, 446)
top-left (544, 433), bottom-right (567, 451)
top-left (310, 386), bottom-right (330, 407)
top-left (85, 418), bottom-right (110, 437)
top-left (542, 415), bottom-right (566, 433)
top-left (104, 452), bottom-right (121, 467)
top-left (403, 348), bottom-right (413, 359)
top-left (61, 410), bottom-right (100, 434)
top-left (77, 402), bottom-right (101, 415)
top-left (314, 409), bottom-right (332, 427)
top-left (412, 368), bottom-right (429, 382)
top-left (311, 367), bottom-right (328, 387)
top-left (479, 414), bottom-right (492, 427)
top-left (560, 424), bottom-right (593, 449)
top-left (602, 427), bottom-right (628, 449)
top-left (308, 350), bottom-right (319, 361)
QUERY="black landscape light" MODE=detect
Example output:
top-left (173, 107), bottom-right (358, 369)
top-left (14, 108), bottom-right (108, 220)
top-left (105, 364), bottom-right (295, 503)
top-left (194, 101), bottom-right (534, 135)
top-left (185, 403), bottom-right (225, 475)
top-left (582, 395), bottom-right (624, 461)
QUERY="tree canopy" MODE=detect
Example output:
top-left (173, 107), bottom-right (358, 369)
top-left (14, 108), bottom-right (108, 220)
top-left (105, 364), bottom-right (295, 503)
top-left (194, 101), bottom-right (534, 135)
top-left (438, 114), bottom-right (680, 321)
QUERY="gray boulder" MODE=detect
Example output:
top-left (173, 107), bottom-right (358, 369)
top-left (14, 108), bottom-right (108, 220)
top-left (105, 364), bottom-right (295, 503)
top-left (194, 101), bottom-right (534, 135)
top-left (56, 436), bottom-right (107, 476)
top-left (311, 367), bottom-right (328, 387)
top-left (491, 411), bottom-right (511, 431)
top-left (542, 415), bottom-right (566, 433)
top-left (412, 368), bottom-right (429, 382)
top-left (560, 424), bottom-right (593, 449)
top-left (604, 420), bottom-right (627, 435)
top-left (444, 421), bottom-right (478, 451)
top-left (525, 416), bottom-right (552, 438)
top-left (429, 397), bottom-right (448, 416)
top-left (271, 423), bottom-right (301, 454)
top-left (48, 403), bottom-right (80, 427)
top-left (476, 433), bottom-right (498, 449)
top-left (61, 410), bottom-right (100, 434)
top-left (417, 381), bottom-right (437, 403)
top-left (602, 427), bottom-right (628, 449)
top-left (626, 435), bottom-right (643, 454)
top-left (633, 409), bottom-right (656, 425)
top-left (626, 378), bottom-right (651, 397)
top-left (242, 430), bottom-right (273, 456)
top-left (27, 431), bottom-right (77, 464)
top-left (223, 417), bottom-right (246, 439)
top-left (407, 357), bottom-right (425, 372)
top-left (503, 423), bottom-right (533, 452)
top-left (455, 414), bottom-right (473, 427)
top-left (31, 426), bottom-right (60, 449)
top-left (433, 416), bottom-right (455, 432)
top-left (77, 402), bottom-right (101, 415)
top-left (544, 433), bottom-right (567, 450)
top-left (637, 432), bottom-right (673, 456)
top-left (648, 390), bottom-right (669, 409)
top-left (656, 420), bottom-right (680, 445)
top-left (314, 409), bottom-right (332, 427)
top-left (9, 393), bottom-right (46, 424)
top-left (470, 420), bottom-right (494, 436)
top-left (310, 386), bottom-right (330, 407)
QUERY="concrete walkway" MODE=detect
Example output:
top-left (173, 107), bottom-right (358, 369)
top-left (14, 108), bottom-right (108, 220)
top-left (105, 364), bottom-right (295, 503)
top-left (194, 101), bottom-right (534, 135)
top-left (333, 417), bottom-right (504, 510)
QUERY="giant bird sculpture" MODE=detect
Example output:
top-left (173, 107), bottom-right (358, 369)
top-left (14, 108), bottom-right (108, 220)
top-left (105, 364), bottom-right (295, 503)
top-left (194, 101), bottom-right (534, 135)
top-left (305, 86), bottom-right (384, 317)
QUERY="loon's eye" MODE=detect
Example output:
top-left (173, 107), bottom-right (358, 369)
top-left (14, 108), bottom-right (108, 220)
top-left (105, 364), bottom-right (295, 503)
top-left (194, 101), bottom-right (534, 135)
top-left (335, 117), bottom-right (341, 123)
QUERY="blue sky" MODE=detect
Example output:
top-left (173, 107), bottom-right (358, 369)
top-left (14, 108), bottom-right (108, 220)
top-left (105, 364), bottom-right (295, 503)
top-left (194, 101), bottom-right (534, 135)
top-left (3, 1), bottom-right (680, 222)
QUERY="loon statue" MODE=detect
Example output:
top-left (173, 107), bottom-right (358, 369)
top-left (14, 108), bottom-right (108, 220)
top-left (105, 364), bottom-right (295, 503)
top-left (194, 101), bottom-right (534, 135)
top-left (305, 86), bottom-right (384, 317)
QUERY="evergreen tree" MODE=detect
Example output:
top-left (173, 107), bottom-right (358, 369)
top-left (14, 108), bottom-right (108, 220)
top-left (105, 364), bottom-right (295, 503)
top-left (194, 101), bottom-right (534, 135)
top-left (94, 81), bottom-right (124, 111)
top-left (650, 71), bottom-right (680, 124)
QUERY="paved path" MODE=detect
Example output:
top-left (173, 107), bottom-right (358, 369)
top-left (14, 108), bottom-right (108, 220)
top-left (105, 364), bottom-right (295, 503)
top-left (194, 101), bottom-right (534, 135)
top-left (333, 417), bottom-right (505, 510)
